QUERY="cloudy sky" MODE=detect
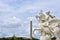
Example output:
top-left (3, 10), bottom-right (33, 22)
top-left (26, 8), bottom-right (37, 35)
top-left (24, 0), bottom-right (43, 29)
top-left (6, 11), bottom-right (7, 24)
top-left (0, 0), bottom-right (60, 38)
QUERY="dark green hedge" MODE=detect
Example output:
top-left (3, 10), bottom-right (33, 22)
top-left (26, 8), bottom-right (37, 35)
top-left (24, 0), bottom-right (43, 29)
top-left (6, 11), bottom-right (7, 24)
top-left (0, 37), bottom-right (56, 40)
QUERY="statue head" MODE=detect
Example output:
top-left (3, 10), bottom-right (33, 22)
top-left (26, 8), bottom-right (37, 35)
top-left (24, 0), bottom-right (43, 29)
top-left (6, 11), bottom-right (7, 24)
top-left (46, 11), bottom-right (50, 15)
top-left (39, 10), bottom-right (43, 14)
top-left (36, 10), bottom-right (46, 22)
top-left (52, 16), bottom-right (56, 19)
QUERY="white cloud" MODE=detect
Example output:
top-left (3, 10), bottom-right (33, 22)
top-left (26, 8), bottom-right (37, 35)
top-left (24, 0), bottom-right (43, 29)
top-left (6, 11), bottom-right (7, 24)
top-left (0, 1), bottom-right (14, 13)
top-left (0, 16), bottom-right (21, 28)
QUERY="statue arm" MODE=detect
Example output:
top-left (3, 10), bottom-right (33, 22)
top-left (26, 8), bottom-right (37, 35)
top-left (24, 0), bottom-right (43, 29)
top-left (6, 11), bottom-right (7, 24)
top-left (32, 28), bottom-right (41, 34)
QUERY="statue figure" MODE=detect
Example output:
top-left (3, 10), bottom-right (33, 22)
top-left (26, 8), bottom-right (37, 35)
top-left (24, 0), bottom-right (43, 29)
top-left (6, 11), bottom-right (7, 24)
top-left (33, 10), bottom-right (60, 40)
top-left (33, 10), bottom-right (51, 40)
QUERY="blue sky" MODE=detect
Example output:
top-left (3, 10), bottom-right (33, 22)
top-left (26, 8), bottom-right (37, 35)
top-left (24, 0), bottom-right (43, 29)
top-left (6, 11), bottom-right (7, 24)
top-left (0, 0), bottom-right (60, 38)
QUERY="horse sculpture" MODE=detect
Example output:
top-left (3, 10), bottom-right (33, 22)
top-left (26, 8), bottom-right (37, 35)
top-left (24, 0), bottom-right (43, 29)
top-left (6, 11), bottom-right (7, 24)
top-left (33, 10), bottom-right (60, 40)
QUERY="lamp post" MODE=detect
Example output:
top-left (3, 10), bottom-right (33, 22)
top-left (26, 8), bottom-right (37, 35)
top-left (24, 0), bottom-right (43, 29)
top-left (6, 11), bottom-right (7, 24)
top-left (30, 17), bottom-right (33, 40)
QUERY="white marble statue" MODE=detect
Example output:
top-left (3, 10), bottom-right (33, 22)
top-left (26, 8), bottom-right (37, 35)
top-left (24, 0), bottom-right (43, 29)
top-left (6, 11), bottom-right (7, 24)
top-left (33, 10), bottom-right (51, 40)
top-left (33, 10), bottom-right (60, 40)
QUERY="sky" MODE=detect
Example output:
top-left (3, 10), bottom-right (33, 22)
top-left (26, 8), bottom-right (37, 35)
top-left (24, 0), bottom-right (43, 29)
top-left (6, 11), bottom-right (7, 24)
top-left (0, 0), bottom-right (60, 38)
